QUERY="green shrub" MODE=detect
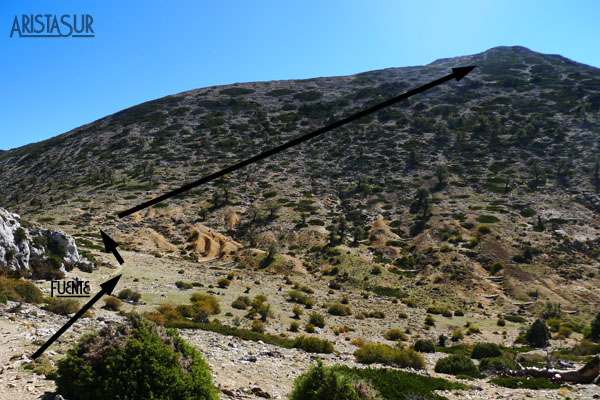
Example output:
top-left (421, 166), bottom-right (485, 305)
top-left (451, 329), bottom-right (464, 342)
top-left (424, 315), bottom-right (435, 326)
top-left (305, 323), bottom-right (316, 333)
top-left (490, 261), bottom-right (504, 275)
top-left (365, 310), bottom-right (385, 319)
top-left (288, 290), bottom-right (314, 308)
top-left (231, 296), bottom-right (251, 310)
top-left (0, 277), bottom-right (43, 304)
top-left (290, 322), bottom-right (299, 332)
top-left (292, 336), bottom-right (334, 354)
top-left (251, 320), bottom-right (265, 333)
top-left (309, 312), bottom-right (326, 328)
top-left (216, 278), bottom-right (231, 289)
top-left (434, 354), bottom-right (479, 377)
top-left (327, 302), bottom-right (351, 316)
top-left (190, 293), bottom-right (221, 315)
top-left (373, 286), bottom-right (406, 299)
top-left (525, 320), bottom-right (550, 348)
top-left (289, 360), bottom-right (359, 400)
top-left (413, 339), bottom-right (435, 353)
top-left (476, 224), bottom-right (491, 234)
top-left (454, 309), bottom-right (464, 317)
top-left (476, 215), bottom-right (499, 223)
top-left (175, 281), bottom-right (193, 290)
top-left (14, 227), bottom-right (27, 243)
top-left (442, 309), bottom-right (453, 318)
top-left (103, 296), bottom-right (122, 311)
top-left (478, 357), bottom-right (519, 375)
top-left (590, 312), bottom-right (600, 342)
top-left (471, 343), bottom-right (502, 359)
top-left (490, 377), bottom-right (560, 389)
top-left (52, 314), bottom-right (219, 400)
top-left (354, 343), bottom-right (425, 369)
top-left (118, 288), bottom-right (141, 303)
top-left (292, 305), bottom-right (304, 319)
top-left (384, 328), bottom-right (408, 341)
top-left (45, 298), bottom-right (80, 315)
top-left (504, 315), bottom-right (526, 323)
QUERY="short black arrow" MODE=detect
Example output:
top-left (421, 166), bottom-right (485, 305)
top-left (32, 274), bottom-right (122, 359)
top-left (100, 230), bottom-right (124, 265)
top-left (118, 66), bottom-right (476, 218)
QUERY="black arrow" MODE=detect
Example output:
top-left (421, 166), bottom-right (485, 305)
top-left (32, 274), bottom-right (122, 359)
top-left (118, 66), bottom-right (476, 218)
top-left (100, 230), bottom-right (124, 264)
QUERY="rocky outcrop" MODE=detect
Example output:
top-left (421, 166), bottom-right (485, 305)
top-left (0, 208), bottom-right (89, 273)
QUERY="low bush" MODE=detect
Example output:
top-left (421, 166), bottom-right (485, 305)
top-left (190, 293), bottom-right (221, 315)
top-left (231, 295), bottom-right (251, 310)
top-left (489, 377), bottom-right (560, 389)
top-left (292, 336), bottom-right (334, 354)
top-left (103, 296), bottom-right (122, 311)
top-left (451, 329), bottom-right (464, 342)
top-left (216, 278), bottom-right (231, 289)
top-left (471, 343), bottom-right (502, 359)
top-left (354, 343), bottom-right (425, 369)
top-left (454, 309), bottom-right (464, 316)
top-left (373, 286), bottom-right (406, 299)
top-left (478, 357), bottom-right (519, 375)
top-left (434, 354), bottom-right (479, 377)
top-left (321, 366), bottom-right (467, 400)
top-left (328, 302), bottom-right (351, 316)
top-left (118, 288), bottom-right (141, 303)
top-left (476, 224), bottom-right (491, 234)
top-left (504, 315), bottom-right (526, 323)
top-left (45, 298), bottom-right (80, 315)
top-left (424, 315), bottom-right (435, 326)
top-left (290, 322), bottom-right (299, 332)
top-left (288, 290), bottom-right (314, 308)
top-left (309, 312), bottom-right (326, 328)
top-left (292, 305), bottom-right (304, 319)
top-left (525, 320), bottom-right (550, 348)
top-left (251, 320), bottom-right (265, 333)
top-left (466, 325), bottom-right (481, 335)
top-left (289, 360), bottom-right (360, 400)
top-left (175, 281), bottom-right (193, 290)
top-left (413, 339), bottom-right (435, 353)
top-left (52, 314), bottom-right (219, 400)
top-left (0, 277), bottom-right (43, 304)
top-left (384, 328), bottom-right (408, 341)
top-left (427, 305), bottom-right (450, 315)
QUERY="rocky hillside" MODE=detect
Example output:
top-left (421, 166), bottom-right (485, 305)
top-left (1, 45), bottom-right (599, 317)
top-left (0, 208), bottom-right (91, 278)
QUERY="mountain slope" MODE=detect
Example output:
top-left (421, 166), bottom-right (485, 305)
top-left (1, 45), bottom-right (600, 318)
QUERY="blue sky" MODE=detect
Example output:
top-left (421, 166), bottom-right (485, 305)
top-left (1, 0), bottom-right (599, 150)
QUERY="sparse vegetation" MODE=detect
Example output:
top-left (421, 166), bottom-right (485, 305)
top-left (52, 314), bottom-right (219, 400)
top-left (434, 354), bottom-right (480, 377)
top-left (354, 343), bottom-right (425, 369)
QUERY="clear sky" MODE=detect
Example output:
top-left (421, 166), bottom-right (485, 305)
top-left (1, 0), bottom-right (599, 150)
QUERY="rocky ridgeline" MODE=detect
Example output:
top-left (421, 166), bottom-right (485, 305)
top-left (0, 207), bottom-right (90, 275)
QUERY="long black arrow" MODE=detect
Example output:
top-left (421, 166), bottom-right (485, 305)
top-left (100, 230), bottom-right (124, 264)
top-left (32, 274), bottom-right (122, 359)
top-left (118, 66), bottom-right (476, 218)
